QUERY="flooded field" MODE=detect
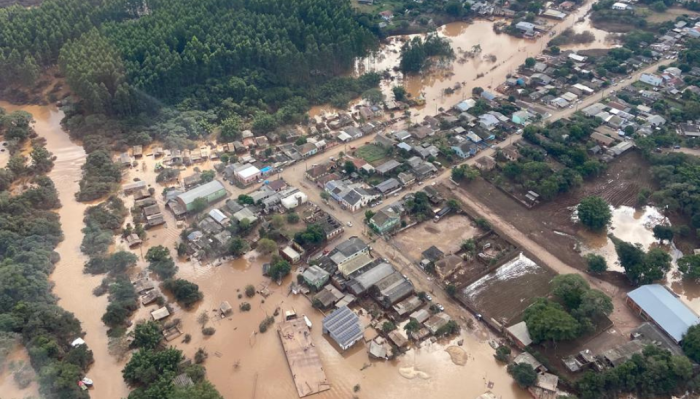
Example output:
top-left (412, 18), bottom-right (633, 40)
top-left (559, 11), bottom-right (620, 51)
top-left (393, 214), bottom-right (481, 262)
top-left (578, 206), bottom-right (667, 273)
top-left (312, 0), bottom-right (613, 120)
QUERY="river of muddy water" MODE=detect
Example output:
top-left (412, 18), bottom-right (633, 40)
top-left (0, 100), bottom-right (131, 398)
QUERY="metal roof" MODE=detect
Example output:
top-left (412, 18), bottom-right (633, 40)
top-left (322, 306), bottom-right (363, 350)
top-left (628, 284), bottom-right (700, 342)
top-left (349, 262), bottom-right (395, 295)
top-left (177, 180), bottom-right (225, 205)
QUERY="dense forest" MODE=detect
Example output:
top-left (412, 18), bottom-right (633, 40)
top-left (0, 0), bottom-right (380, 150)
top-left (0, 107), bottom-right (93, 399)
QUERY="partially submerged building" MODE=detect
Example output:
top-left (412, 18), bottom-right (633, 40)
top-left (322, 306), bottom-right (363, 351)
top-left (626, 284), bottom-right (700, 344)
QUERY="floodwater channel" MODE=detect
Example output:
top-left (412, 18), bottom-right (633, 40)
top-left (0, 100), bottom-right (529, 399)
top-left (311, 0), bottom-right (615, 120)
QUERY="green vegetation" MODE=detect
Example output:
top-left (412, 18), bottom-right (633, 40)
top-left (84, 250), bottom-right (137, 275)
top-left (382, 321), bottom-right (396, 333)
top-left (81, 196), bottom-right (126, 256)
top-left (576, 345), bottom-right (693, 399)
top-left (548, 28), bottom-right (595, 47)
top-left (494, 346), bottom-right (511, 362)
top-left (507, 363), bottom-right (537, 388)
top-left (164, 279), bottom-right (203, 309)
top-left (76, 150), bottom-right (122, 202)
top-left (132, 321), bottom-right (163, 351)
top-left (356, 144), bottom-right (388, 164)
top-left (679, 254), bottom-right (700, 280)
top-left (256, 238), bottom-right (277, 255)
top-left (451, 164), bottom-right (479, 182)
top-left (524, 298), bottom-right (581, 343)
top-left (577, 196), bottom-right (612, 231)
top-left (405, 191), bottom-right (433, 221)
top-left (683, 324), bottom-right (700, 363)
top-left (585, 253), bottom-right (608, 274)
top-left (269, 256), bottom-right (292, 281)
top-left (294, 224), bottom-right (326, 246)
top-left (614, 240), bottom-right (671, 285)
top-left (156, 168), bottom-right (180, 183)
top-left (146, 245), bottom-right (179, 280)
top-left (0, 151), bottom-right (94, 398)
top-left (228, 237), bottom-right (250, 257)
top-left (399, 34), bottom-right (454, 74)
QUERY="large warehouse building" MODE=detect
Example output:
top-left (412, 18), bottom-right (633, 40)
top-left (626, 284), bottom-right (700, 344)
top-left (175, 180), bottom-right (227, 212)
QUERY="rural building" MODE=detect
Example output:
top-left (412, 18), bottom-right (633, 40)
top-left (281, 191), bottom-right (308, 210)
top-left (475, 156), bottom-right (497, 171)
top-left (370, 205), bottom-right (401, 234)
top-left (183, 173), bottom-right (202, 189)
top-left (424, 313), bottom-right (451, 334)
top-left (512, 110), bottom-right (534, 125)
top-left (322, 306), bottom-right (363, 351)
top-left (640, 73), bottom-right (663, 87)
top-left (208, 209), bottom-right (229, 226)
top-left (410, 308), bottom-right (431, 324)
top-left (314, 285), bottom-right (345, 308)
top-left (528, 373), bottom-right (559, 399)
top-left (513, 352), bottom-right (546, 372)
top-left (515, 21), bottom-right (536, 34)
top-left (678, 123), bottom-right (700, 137)
top-left (393, 296), bottom-right (423, 317)
top-left (375, 178), bottom-right (401, 197)
top-left (375, 159), bottom-right (402, 175)
top-left (233, 164), bottom-right (262, 185)
top-left (626, 284), bottom-right (700, 344)
top-left (123, 181), bottom-right (147, 195)
top-left (175, 180), bottom-right (227, 212)
top-left (302, 265), bottom-right (330, 290)
top-left (612, 2), bottom-right (631, 10)
top-left (346, 262), bottom-right (396, 296)
top-left (373, 271), bottom-right (414, 308)
top-left (506, 321), bottom-right (533, 348)
top-left (609, 141), bottom-right (634, 157)
top-left (281, 246), bottom-right (302, 264)
top-left (452, 142), bottom-right (477, 159)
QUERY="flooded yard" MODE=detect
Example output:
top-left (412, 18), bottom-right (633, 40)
top-left (578, 205), bottom-right (667, 273)
top-left (393, 214), bottom-right (481, 262)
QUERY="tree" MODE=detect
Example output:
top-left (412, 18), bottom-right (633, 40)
top-left (495, 346), bottom-right (511, 362)
top-left (653, 225), bottom-right (674, 242)
top-left (683, 325), bottom-right (700, 362)
top-left (475, 218), bottom-right (491, 231)
top-left (362, 88), bottom-right (384, 106)
top-left (237, 195), bottom-right (254, 205)
top-left (271, 214), bottom-right (285, 228)
top-left (525, 57), bottom-right (536, 68)
top-left (320, 191), bottom-right (330, 201)
top-left (616, 241), bottom-right (671, 285)
top-left (452, 165), bottom-right (479, 182)
top-left (445, 1), bottom-right (464, 16)
top-left (200, 170), bottom-right (215, 183)
top-left (551, 274), bottom-right (590, 309)
top-left (191, 197), bottom-right (208, 214)
top-left (445, 284), bottom-right (457, 297)
top-left (404, 318), bottom-right (421, 333)
top-left (31, 146), bottom-right (54, 174)
top-left (343, 160), bottom-right (356, 174)
top-left (286, 213), bottom-right (299, 224)
top-left (507, 363), bottom-right (537, 388)
top-left (245, 285), bottom-right (255, 298)
top-left (585, 254), bottom-right (607, 274)
top-left (461, 239), bottom-right (476, 253)
top-left (365, 210), bottom-right (375, 222)
top-left (164, 279), bottom-right (203, 308)
top-left (171, 381), bottom-right (223, 399)
top-left (575, 289), bottom-right (613, 319)
top-left (382, 321), bottom-right (396, 333)
top-left (257, 238), bottom-right (277, 255)
top-left (219, 116), bottom-right (241, 142)
top-left (269, 258), bottom-right (291, 280)
top-left (146, 246), bottom-right (178, 279)
top-left (524, 298), bottom-right (580, 343)
top-left (577, 196), bottom-right (611, 231)
top-left (122, 348), bottom-right (182, 386)
top-left (228, 237), bottom-right (250, 257)
top-left (133, 321), bottom-right (162, 350)
top-left (392, 86), bottom-right (407, 101)
top-left (679, 255), bottom-right (700, 280)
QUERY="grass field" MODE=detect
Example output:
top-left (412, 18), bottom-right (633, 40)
top-left (356, 144), bottom-right (388, 165)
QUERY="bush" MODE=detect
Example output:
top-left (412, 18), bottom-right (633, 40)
top-left (287, 213), bottom-right (300, 224)
top-left (195, 348), bottom-right (208, 364)
top-left (202, 327), bottom-right (216, 336)
top-left (507, 363), bottom-right (537, 388)
top-left (495, 346), bottom-right (511, 362)
top-left (239, 302), bottom-right (251, 311)
top-left (259, 316), bottom-right (275, 333)
top-left (245, 285), bottom-right (255, 298)
top-left (585, 254), bottom-right (607, 274)
top-left (164, 279), bottom-right (203, 308)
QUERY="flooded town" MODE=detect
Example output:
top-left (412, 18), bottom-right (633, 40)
top-left (4, 0), bottom-right (700, 399)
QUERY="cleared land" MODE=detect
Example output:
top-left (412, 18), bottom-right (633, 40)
top-left (458, 252), bottom-right (556, 327)
top-left (355, 144), bottom-right (388, 165)
top-left (392, 214), bottom-right (481, 262)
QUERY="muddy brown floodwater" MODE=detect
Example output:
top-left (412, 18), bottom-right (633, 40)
top-left (0, 100), bottom-right (131, 398)
top-left (310, 1), bottom-right (614, 120)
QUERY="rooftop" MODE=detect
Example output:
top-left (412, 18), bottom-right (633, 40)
top-left (177, 180), bottom-right (225, 205)
top-left (322, 306), bottom-right (363, 350)
top-left (627, 284), bottom-right (700, 342)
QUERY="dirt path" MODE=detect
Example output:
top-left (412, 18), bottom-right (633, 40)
top-left (448, 182), bottom-right (640, 334)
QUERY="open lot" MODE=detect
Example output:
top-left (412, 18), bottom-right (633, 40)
top-left (442, 232), bottom-right (518, 288)
top-left (451, 150), bottom-right (654, 279)
top-left (355, 144), bottom-right (388, 165)
top-left (392, 214), bottom-right (481, 262)
top-left (458, 252), bottom-right (556, 328)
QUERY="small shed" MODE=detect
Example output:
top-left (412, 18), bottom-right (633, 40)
top-left (220, 301), bottom-right (232, 317)
top-left (151, 307), bottom-right (171, 321)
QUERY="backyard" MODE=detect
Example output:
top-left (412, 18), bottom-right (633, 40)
top-left (355, 144), bottom-right (389, 165)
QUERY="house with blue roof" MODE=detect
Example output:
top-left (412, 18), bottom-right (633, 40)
top-left (626, 284), bottom-right (700, 344)
top-left (451, 142), bottom-right (477, 159)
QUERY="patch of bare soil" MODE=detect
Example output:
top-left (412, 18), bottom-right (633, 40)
top-left (445, 346), bottom-right (468, 366)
